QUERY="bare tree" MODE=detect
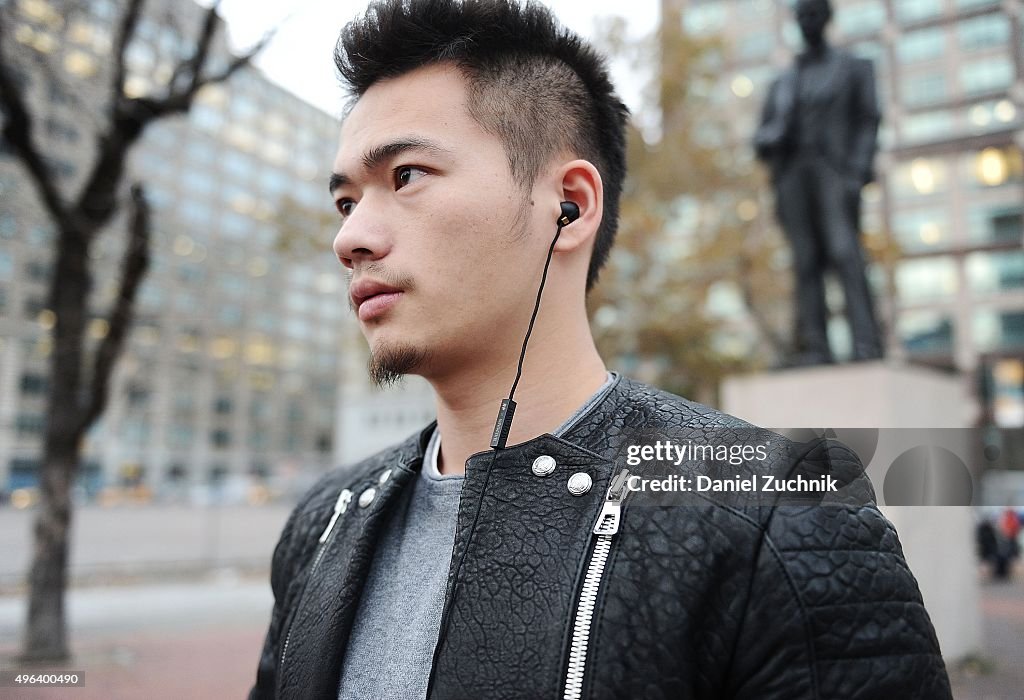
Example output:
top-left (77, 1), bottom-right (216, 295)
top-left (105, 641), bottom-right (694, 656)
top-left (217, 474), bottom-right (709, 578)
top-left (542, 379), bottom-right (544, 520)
top-left (0, 0), bottom-right (270, 662)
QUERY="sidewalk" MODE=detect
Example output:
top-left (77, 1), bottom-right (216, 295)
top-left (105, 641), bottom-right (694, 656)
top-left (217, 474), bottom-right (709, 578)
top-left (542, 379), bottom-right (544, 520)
top-left (0, 566), bottom-right (1021, 698)
top-left (0, 573), bottom-right (272, 700)
top-left (949, 565), bottom-right (1024, 700)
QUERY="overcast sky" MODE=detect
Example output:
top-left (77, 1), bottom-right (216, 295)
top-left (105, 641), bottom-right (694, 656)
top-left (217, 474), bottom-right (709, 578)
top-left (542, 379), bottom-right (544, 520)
top-left (206, 0), bottom-right (661, 119)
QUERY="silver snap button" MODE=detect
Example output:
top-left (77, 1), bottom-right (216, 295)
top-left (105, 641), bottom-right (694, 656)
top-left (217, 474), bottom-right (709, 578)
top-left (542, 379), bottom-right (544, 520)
top-left (532, 455), bottom-right (556, 477)
top-left (358, 487), bottom-right (377, 508)
top-left (378, 469), bottom-right (392, 485)
top-left (567, 472), bottom-right (592, 496)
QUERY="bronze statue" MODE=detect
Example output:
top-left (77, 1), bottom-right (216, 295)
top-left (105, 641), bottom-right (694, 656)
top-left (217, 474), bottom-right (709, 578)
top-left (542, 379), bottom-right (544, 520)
top-left (754, 0), bottom-right (884, 365)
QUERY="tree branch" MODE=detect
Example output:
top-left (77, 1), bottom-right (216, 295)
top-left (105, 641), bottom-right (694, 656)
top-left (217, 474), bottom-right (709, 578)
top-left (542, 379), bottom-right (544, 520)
top-left (111, 0), bottom-right (146, 99)
top-left (0, 15), bottom-right (71, 228)
top-left (75, 8), bottom-right (272, 229)
top-left (79, 184), bottom-right (151, 434)
top-left (169, 0), bottom-right (220, 94)
top-left (157, 27), bottom-right (274, 117)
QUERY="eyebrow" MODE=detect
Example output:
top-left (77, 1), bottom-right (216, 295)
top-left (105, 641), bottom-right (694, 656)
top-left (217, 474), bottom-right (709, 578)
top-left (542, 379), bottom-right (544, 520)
top-left (328, 137), bottom-right (451, 195)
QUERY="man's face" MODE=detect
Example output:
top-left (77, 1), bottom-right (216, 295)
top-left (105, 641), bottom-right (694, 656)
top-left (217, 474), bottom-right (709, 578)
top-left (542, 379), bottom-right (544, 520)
top-left (331, 64), bottom-right (545, 383)
top-left (795, 0), bottom-right (830, 46)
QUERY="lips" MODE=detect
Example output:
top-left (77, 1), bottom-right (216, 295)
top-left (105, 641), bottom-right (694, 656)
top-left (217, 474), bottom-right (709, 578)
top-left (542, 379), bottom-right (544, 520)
top-left (349, 278), bottom-right (404, 321)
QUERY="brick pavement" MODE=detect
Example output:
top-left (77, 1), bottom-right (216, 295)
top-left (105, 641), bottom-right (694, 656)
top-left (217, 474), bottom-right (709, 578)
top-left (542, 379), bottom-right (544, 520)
top-left (2, 624), bottom-right (265, 700)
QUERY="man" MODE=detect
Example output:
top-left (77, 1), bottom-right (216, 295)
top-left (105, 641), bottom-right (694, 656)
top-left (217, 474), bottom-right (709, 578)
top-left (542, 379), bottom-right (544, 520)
top-left (250, 1), bottom-right (951, 698)
top-left (754, 0), bottom-right (884, 365)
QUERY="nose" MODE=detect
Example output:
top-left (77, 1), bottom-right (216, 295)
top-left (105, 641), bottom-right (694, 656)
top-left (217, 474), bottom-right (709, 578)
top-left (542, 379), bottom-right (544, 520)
top-left (332, 197), bottom-right (393, 270)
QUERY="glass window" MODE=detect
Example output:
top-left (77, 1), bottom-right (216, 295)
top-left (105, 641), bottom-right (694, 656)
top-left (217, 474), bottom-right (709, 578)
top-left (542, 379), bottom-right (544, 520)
top-left (16, 413), bottom-right (45, 437)
top-left (974, 309), bottom-right (1024, 351)
top-left (683, 3), bottom-right (726, 33)
top-left (223, 151), bottom-right (253, 180)
top-left (836, 1), bottom-right (886, 37)
top-left (890, 157), bottom-right (950, 197)
top-left (966, 99), bottom-right (1019, 131)
top-left (211, 429), bottom-right (231, 449)
top-left (176, 263), bottom-right (205, 284)
top-left (183, 169), bottom-right (216, 195)
top-left (29, 226), bottom-right (54, 245)
top-left (186, 140), bottom-right (215, 165)
top-left (966, 250), bottom-right (1024, 294)
top-left (898, 310), bottom-right (954, 355)
top-left (219, 304), bottom-right (243, 327)
top-left (233, 95), bottom-right (260, 121)
top-left (894, 0), bottom-right (943, 24)
top-left (901, 72), bottom-right (947, 107)
top-left (0, 213), bottom-right (15, 239)
top-left (220, 274), bottom-right (246, 297)
top-left (286, 290), bottom-right (311, 313)
top-left (20, 373), bottom-right (48, 395)
top-left (260, 167), bottom-right (289, 195)
top-left (967, 204), bottom-right (1023, 245)
top-left (168, 422), bottom-right (194, 449)
top-left (960, 146), bottom-right (1024, 189)
top-left (138, 280), bottom-right (164, 310)
top-left (191, 105), bottom-right (223, 133)
top-left (181, 200), bottom-right (212, 225)
top-left (896, 257), bottom-right (958, 303)
top-left (0, 250), bottom-right (12, 280)
top-left (960, 56), bottom-right (1014, 96)
top-left (24, 259), bottom-right (51, 282)
top-left (897, 27), bottom-right (946, 64)
top-left (285, 316), bottom-right (311, 339)
top-left (737, 30), bottom-right (773, 61)
top-left (892, 209), bottom-right (951, 251)
top-left (955, 0), bottom-right (1001, 9)
top-left (958, 14), bottom-right (1011, 52)
top-left (901, 110), bottom-right (955, 143)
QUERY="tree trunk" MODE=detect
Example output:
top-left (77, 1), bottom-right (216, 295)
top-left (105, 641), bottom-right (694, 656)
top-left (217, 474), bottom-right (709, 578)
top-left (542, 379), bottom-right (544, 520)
top-left (20, 447), bottom-right (77, 662)
top-left (20, 224), bottom-right (90, 662)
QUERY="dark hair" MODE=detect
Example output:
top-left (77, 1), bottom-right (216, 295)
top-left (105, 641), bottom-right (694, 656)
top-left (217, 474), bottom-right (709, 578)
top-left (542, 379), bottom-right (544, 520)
top-left (335, 0), bottom-right (629, 291)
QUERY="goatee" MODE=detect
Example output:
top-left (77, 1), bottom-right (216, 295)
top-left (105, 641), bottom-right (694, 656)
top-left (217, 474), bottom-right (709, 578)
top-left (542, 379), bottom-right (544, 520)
top-left (368, 343), bottom-right (429, 388)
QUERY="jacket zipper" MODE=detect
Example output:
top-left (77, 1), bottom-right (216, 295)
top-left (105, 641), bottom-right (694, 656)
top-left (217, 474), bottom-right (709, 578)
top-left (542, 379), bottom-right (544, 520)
top-left (563, 469), bottom-right (631, 700)
top-left (279, 487), bottom-right (353, 674)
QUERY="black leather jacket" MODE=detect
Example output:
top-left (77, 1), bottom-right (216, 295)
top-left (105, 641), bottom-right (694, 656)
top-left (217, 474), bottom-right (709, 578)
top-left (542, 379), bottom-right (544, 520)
top-left (250, 376), bottom-right (952, 699)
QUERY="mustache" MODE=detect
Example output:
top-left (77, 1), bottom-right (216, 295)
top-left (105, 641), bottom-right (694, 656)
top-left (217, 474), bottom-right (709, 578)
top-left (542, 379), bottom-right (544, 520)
top-left (347, 263), bottom-right (416, 313)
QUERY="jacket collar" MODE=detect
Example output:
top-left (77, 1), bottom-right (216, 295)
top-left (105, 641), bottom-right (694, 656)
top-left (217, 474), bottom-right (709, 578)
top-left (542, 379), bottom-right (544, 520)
top-left (398, 373), bottom-right (628, 477)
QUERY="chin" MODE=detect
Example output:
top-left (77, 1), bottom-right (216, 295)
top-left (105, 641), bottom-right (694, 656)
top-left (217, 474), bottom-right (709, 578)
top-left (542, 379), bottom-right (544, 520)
top-left (367, 339), bottom-right (430, 388)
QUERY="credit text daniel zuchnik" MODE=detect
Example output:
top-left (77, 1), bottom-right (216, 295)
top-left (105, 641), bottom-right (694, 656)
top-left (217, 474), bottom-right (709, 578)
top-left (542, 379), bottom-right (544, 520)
top-left (624, 473), bottom-right (841, 494)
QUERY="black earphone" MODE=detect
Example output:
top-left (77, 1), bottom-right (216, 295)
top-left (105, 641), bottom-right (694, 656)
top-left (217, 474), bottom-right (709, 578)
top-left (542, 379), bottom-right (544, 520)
top-left (489, 201), bottom-right (580, 448)
top-left (559, 201), bottom-right (580, 227)
top-left (428, 201), bottom-right (582, 689)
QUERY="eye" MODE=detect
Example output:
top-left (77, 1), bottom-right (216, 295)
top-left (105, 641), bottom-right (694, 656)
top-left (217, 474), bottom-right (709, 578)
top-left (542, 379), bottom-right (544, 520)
top-left (394, 166), bottom-right (427, 190)
top-left (336, 198), bottom-right (356, 218)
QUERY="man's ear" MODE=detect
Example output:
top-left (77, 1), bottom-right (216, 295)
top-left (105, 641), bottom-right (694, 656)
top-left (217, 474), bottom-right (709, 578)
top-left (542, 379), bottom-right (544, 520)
top-left (551, 159), bottom-right (603, 254)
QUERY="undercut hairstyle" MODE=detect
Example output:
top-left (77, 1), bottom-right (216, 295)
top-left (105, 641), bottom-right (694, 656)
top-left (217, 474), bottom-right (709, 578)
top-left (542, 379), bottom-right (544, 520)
top-left (335, 0), bottom-right (630, 291)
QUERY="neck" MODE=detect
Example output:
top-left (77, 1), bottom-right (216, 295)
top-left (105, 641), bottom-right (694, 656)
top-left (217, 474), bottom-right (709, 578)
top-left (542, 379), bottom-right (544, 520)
top-left (428, 304), bottom-right (607, 476)
top-left (802, 39), bottom-right (829, 58)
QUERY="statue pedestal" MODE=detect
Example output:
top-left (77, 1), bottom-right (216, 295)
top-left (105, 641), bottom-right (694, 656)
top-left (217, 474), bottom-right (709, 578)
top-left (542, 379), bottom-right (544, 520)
top-left (721, 360), bottom-right (982, 661)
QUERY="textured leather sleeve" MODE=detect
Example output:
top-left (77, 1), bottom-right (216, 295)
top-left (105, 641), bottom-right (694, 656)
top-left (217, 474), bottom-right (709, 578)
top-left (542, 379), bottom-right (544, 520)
top-left (727, 440), bottom-right (952, 699)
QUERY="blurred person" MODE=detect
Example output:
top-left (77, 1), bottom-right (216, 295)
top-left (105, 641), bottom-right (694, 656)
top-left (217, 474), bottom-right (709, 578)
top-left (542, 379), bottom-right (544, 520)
top-left (997, 506), bottom-right (1021, 579)
top-left (976, 516), bottom-right (1008, 579)
top-left (249, 1), bottom-right (950, 698)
